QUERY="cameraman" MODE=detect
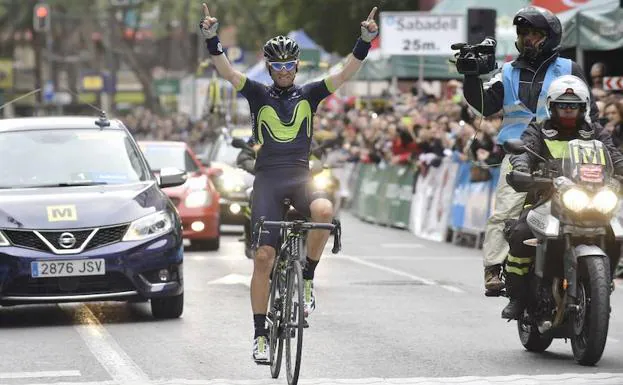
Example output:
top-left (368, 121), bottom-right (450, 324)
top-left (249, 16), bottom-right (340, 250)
top-left (456, 6), bottom-right (600, 294)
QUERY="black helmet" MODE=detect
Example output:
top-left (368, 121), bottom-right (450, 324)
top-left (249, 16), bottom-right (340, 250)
top-left (513, 6), bottom-right (562, 61)
top-left (263, 35), bottom-right (300, 62)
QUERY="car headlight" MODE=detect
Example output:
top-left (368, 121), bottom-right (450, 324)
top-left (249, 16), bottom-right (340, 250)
top-left (187, 175), bottom-right (208, 190)
top-left (185, 190), bottom-right (212, 208)
top-left (562, 188), bottom-right (590, 212)
top-left (123, 211), bottom-right (174, 241)
top-left (220, 173), bottom-right (245, 191)
top-left (593, 188), bottom-right (618, 214)
top-left (0, 231), bottom-right (10, 246)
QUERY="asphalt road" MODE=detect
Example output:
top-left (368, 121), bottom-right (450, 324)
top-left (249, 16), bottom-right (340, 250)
top-left (0, 212), bottom-right (622, 385)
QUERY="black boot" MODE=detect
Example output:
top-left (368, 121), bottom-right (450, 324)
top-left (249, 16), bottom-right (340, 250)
top-left (501, 274), bottom-right (528, 320)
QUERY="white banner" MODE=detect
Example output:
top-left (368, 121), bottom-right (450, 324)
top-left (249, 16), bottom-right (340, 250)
top-left (410, 158), bottom-right (459, 242)
top-left (380, 12), bottom-right (465, 56)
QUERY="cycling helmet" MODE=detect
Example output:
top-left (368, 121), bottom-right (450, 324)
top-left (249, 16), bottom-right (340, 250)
top-left (545, 75), bottom-right (591, 125)
top-left (513, 6), bottom-right (562, 62)
top-left (263, 35), bottom-right (300, 62)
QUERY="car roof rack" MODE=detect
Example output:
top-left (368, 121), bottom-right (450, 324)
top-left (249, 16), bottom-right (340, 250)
top-left (95, 110), bottom-right (111, 129)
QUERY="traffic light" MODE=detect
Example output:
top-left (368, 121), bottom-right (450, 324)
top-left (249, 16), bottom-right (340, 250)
top-left (33, 3), bottom-right (51, 32)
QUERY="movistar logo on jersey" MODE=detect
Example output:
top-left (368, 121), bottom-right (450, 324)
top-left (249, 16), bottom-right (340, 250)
top-left (256, 100), bottom-right (312, 143)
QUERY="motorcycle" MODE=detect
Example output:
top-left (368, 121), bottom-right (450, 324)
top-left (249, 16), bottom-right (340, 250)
top-left (499, 138), bottom-right (621, 366)
top-left (230, 138), bottom-right (342, 259)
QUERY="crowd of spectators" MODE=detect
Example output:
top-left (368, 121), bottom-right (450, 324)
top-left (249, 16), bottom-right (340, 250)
top-left (124, 69), bottom-right (623, 181)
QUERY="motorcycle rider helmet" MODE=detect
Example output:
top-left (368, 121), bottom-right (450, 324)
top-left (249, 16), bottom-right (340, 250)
top-left (513, 6), bottom-right (562, 63)
top-left (545, 75), bottom-right (591, 129)
top-left (263, 35), bottom-right (300, 63)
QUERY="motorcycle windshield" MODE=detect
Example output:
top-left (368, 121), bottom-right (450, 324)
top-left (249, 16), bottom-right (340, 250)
top-left (560, 139), bottom-right (613, 187)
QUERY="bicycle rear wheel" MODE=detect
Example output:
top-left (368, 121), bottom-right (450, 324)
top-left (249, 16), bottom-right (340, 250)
top-left (268, 262), bottom-right (284, 378)
top-left (285, 259), bottom-right (304, 385)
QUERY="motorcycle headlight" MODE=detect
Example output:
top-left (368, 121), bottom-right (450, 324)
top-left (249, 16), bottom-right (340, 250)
top-left (562, 188), bottom-right (590, 212)
top-left (313, 174), bottom-right (332, 190)
top-left (593, 188), bottom-right (618, 214)
top-left (123, 211), bottom-right (174, 241)
top-left (0, 231), bottom-right (9, 246)
top-left (185, 190), bottom-right (212, 208)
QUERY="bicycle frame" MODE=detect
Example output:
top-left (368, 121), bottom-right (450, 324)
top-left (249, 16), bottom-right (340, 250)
top-left (252, 215), bottom-right (341, 385)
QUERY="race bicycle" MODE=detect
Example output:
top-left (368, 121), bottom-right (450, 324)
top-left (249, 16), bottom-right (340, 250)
top-left (252, 199), bottom-right (341, 385)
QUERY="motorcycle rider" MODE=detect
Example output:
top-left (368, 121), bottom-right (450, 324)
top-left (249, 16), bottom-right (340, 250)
top-left (460, 6), bottom-right (600, 293)
top-left (236, 137), bottom-right (260, 175)
top-left (502, 75), bottom-right (623, 319)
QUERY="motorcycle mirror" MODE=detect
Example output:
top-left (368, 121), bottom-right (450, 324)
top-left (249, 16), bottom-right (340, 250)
top-left (503, 139), bottom-right (526, 155)
top-left (309, 160), bottom-right (323, 175)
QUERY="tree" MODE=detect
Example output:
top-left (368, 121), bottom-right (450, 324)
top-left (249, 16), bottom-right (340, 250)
top-left (202, 0), bottom-right (419, 55)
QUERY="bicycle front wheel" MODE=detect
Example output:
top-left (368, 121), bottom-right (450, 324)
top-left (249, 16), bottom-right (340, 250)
top-left (285, 259), bottom-right (305, 385)
top-left (268, 262), bottom-right (284, 378)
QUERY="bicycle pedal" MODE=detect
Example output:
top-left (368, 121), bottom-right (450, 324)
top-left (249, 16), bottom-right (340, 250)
top-left (254, 360), bottom-right (271, 366)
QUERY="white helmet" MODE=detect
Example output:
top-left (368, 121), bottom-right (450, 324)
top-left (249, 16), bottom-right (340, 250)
top-left (545, 74), bottom-right (591, 123)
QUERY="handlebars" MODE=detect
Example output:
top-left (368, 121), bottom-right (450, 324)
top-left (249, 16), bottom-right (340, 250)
top-left (252, 216), bottom-right (342, 254)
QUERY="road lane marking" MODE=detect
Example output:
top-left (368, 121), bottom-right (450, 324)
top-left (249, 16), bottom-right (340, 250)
top-left (207, 273), bottom-right (251, 287)
top-left (440, 285), bottom-right (464, 293)
top-left (380, 243), bottom-right (423, 249)
top-left (0, 371), bottom-right (80, 379)
top-left (336, 254), bottom-right (464, 293)
top-left (62, 304), bottom-right (149, 383)
top-left (22, 373), bottom-right (623, 385)
top-left (327, 255), bottom-right (481, 261)
top-left (187, 255), bottom-right (246, 261)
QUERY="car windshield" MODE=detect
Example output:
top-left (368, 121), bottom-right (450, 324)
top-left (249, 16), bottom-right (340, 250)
top-left (0, 129), bottom-right (149, 188)
top-left (213, 142), bottom-right (241, 166)
top-left (141, 145), bottom-right (185, 172)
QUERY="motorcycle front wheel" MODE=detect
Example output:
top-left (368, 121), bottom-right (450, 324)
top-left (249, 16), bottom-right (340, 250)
top-left (517, 313), bottom-right (553, 353)
top-left (571, 256), bottom-right (610, 366)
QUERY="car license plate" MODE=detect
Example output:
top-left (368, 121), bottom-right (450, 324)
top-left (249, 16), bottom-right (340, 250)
top-left (31, 259), bottom-right (105, 278)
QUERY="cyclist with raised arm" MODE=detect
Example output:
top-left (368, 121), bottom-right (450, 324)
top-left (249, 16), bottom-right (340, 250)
top-left (199, 2), bottom-right (379, 363)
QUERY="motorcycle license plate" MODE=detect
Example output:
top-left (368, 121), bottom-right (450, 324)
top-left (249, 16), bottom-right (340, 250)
top-left (579, 165), bottom-right (603, 183)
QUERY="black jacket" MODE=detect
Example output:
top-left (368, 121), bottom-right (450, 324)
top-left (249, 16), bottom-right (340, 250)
top-left (510, 120), bottom-right (623, 173)
top-left (235, 146), bottom-right (256, 175)
top-left (463, 53), bottom-right (600, 123)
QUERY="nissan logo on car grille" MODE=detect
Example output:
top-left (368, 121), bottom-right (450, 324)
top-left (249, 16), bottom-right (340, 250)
top-left (58, 232), bottom-right (77, 249)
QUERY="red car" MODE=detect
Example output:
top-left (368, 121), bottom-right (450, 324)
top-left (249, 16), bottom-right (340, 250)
top-left (139, 141), bottom-right (222, 250)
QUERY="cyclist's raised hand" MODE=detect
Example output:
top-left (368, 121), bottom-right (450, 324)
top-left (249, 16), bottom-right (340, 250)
top-left (360, 6), bottom-right (379, 43)
top-left (199, 2), bottom-right (219, 39)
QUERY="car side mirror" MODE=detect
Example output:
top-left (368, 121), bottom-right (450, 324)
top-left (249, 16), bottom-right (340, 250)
top-left (158, 167), bottom-right (187, 188)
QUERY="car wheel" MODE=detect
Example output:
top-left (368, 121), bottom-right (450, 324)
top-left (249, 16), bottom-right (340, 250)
top-left (197, 237), bottom-right (220, 251)
top-left (151, 293), bottom-right (184, 319)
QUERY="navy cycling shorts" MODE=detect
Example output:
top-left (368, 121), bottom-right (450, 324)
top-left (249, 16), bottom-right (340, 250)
top-left (251, 167), bottom-right (326, 249)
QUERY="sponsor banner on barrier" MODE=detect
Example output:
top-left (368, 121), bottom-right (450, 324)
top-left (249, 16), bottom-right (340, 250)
top-left (347, 158), bottom-right (500, 242)
top-left (388, 165), bottom-right (414, 228)
top-left (450, 161), bottom-right (500, 234)
top-left (410, 159), bottom-right (458, 241)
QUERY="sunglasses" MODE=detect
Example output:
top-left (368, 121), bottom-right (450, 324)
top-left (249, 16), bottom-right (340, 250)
top-left (268, 61), bottom-right (297, 72)
top-left (553, 102), bottom-right (582, 110)
top-left (517, 27), bottom-right (546, 38)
